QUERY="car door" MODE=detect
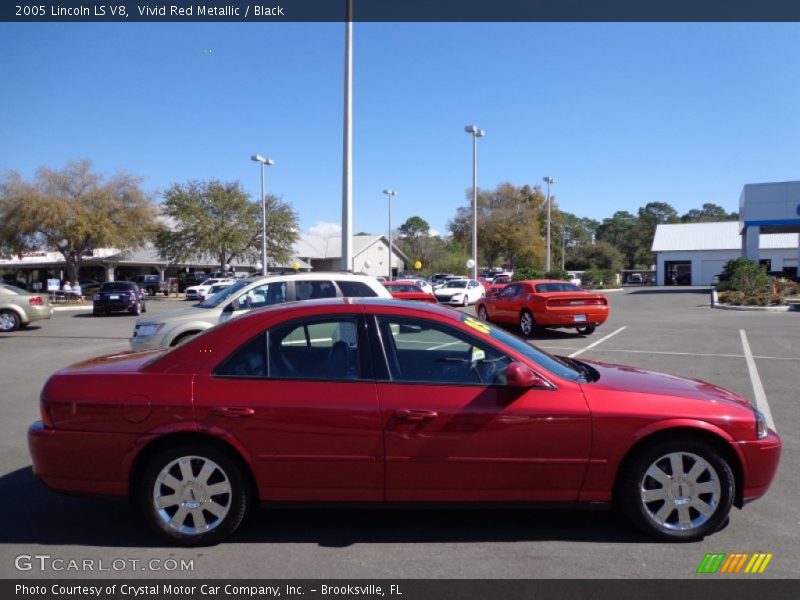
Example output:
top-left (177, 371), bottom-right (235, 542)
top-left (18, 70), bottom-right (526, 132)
top-left (193, 313), bottom-right (384, 501)
top-left (371, 314), bottom-right (591, 502)
top-left (492, 283), bottom-right (521, 322)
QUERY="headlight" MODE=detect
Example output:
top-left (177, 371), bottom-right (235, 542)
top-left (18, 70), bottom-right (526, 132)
top-left (135, 323), bottom-right (164, 337)
top-left (755, 410), bottom-right (768, 439)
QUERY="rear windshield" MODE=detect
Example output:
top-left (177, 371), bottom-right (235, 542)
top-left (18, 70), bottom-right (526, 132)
top-left (535, 283), bottom-right (583, 293)
top-left (100, 282), bottom-right (135, 291)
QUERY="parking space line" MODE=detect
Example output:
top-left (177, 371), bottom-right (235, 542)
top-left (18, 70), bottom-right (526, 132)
top-left (740, 329), bottom-right (776, 432)
top-left (568, 326), bottom-right (627, 358)
top-left (539, 347), bottom-right (800, 362)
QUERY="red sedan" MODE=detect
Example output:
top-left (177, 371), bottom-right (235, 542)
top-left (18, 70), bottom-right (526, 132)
top-left (476, 279), bottom-right (609, 336)
top-left (28, 299), bottom-right (780, 545)
top-left (382, 282), bottom-right (437, 303)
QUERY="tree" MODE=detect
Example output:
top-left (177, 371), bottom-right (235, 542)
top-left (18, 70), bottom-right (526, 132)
top-left (595, 211), bottom-right (639, 268)
top-left (682, 203), bottom-right (738, 222)
top-left (155, 180), bottom-right (298, 270)
top-left (396, 215), bottom-right (431, 264)
top-left (0, 159), bottom-right (157, 281)
top-left (565, 241), bottom-right (625, 272)
top-left (449, 182), bottom-right (549, 270)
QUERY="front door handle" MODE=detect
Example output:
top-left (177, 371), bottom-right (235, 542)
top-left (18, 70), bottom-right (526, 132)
top-left (394, 409), bottom-right (438, 421)
top-left (210, 407), bottom-right (255, 418)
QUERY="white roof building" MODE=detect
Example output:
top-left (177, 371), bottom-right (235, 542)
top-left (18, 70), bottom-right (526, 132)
top-left (652, 221), bottom-right (799, 285)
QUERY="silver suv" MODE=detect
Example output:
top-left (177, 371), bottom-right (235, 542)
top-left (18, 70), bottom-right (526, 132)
top-left (129, 273), bottom-right (390, 350)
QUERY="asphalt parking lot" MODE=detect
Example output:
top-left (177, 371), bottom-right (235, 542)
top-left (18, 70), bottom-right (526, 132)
top-left (0, 288), bottom-right (797, 579)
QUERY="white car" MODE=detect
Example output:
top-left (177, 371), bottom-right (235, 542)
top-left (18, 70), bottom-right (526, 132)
top-left (130, 272), bottom-right (392, 350)
top-left (434, 278), bottom-right (485, 306)
top-left (185, 278), bottom-right (236, 301)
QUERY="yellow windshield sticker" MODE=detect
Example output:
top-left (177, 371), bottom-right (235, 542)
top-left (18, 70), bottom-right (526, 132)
top-left (463, 316), bottom-right (491, 335)
top-left (471, 346), bottom-right (486, 363)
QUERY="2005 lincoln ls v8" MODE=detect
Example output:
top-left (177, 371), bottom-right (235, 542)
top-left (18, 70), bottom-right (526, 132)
top-left (28, 299), bottom-right (780, 545)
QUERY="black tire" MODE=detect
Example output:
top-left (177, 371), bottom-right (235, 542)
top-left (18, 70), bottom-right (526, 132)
top-left (141, 302), bottom-right (147, 313)
top-left (92, 307), bottom-right (101, 316)
top-left (130, 301), bottom-right (141, 316)
top-left (0, 310), bottom-right (21, 332)
top-left (576, 325), bottom-right (596, 335)
top-left (618, 437), bottom-right (734, 542)
top-left (138, 443), bottom-right (250, 546)
top-left (171, 331), bottom-right (199, 347)
top-left (477, 304), bottom-right (490, 322)
top-left (519, 309), bottom-right (535, 337)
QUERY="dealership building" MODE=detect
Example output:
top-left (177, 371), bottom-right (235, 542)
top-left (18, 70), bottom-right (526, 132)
top-left (652, 181), bottom-right (800, 286)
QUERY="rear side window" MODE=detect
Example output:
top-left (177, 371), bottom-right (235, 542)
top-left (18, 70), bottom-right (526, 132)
top-left (337, 280), bottom-right (379, 297)
top-left (295, 280), bottom-right (337, 300)
top-left (270, 318), bottom-right (362, 380)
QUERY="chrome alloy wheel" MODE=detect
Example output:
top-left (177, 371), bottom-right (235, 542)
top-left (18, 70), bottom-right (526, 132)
top-left (639, 451), bottom-right (721, 532)
top-left (153, 456), bottom-right (232, 536)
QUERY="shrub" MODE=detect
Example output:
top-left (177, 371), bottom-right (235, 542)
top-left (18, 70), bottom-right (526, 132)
top-left (724, 258), bottom-right (770, 295)
top-left (543, 268), bottom-right (570, 281)
top-left (718, 291), bottom-right (745, 305)
top-left (581, 268), bottom-right (619, 289)
top-left (512, 267), bottom-right (545, 281)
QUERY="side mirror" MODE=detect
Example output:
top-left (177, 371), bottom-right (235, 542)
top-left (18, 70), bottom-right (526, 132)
top-left (506, 362), bottom-right (549, 389)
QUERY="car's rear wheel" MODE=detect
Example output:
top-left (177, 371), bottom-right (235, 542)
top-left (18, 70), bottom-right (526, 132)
top-left (477, 305), bottom-right (489, 322)
top-left (519, 309), bottom-right (535, 337)
top-left (576, 325), bottom-right (596, 335)
top-left (0, 310), bottom-right (21, 332)
top-left (130, 302), bottom-right (141, 316)
top-left (139, 444), bottom-right (249, 546)
top-left (619, 438), bottom-right (734, 542)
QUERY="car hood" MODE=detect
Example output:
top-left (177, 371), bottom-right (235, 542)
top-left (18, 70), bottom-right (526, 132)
top-left (435, 287), bottom-right (467, 296)
top-left (135, 305), bottom-right (222, 325)
top-left (580, 359), bottom-right (752, 410)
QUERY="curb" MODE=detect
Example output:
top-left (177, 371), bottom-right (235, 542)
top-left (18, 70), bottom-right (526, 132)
top-left (711, 303), bottom-right (793, 312)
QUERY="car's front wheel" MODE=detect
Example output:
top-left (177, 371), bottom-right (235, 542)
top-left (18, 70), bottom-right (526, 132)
top-left (0, 310), bottom-right (21, 332)
top-left (619, 438), bottom-right (734, 542)
top-left (477, 305), bottom-right (489, 322)
top-left (139, 444), bottom-right (250, 546)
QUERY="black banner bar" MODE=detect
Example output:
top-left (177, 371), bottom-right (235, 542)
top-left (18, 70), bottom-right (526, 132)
top-left (4, 0), bottom-right (800, 23)
top-left (4, 580), bottom-right (800, 600)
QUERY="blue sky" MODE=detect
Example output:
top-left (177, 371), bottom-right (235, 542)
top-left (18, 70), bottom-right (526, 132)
top-left (2, 22), bottom-right (800, 237)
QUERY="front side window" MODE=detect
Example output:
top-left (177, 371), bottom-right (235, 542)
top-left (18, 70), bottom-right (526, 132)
top-left (498, 284), bottom-right (520, 298)
top-left (234, 281), bottom-right (288, 311)
top-left (376, 317), bottom-right (511, 386)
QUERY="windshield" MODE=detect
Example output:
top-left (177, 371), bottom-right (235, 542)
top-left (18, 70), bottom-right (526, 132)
top-left (444, 280), bottom-right (467, 289)
top-left (459, 314), bottom-right (584, 382)
top-left (200, 279), bottom-right (249, 308)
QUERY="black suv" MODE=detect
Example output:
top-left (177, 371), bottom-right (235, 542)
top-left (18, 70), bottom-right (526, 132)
top-left (93, 282), bottom-right (147, 316)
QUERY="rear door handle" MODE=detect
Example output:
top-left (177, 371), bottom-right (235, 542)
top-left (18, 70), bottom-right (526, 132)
top-left (394, 409), bottom-right (438, 421)
top-left (210, 407), bottom-right (255, 418)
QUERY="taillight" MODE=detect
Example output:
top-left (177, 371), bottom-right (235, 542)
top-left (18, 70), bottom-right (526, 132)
top-left (28, 296), bottom-right (43, 306)
top-left (40, 395), bottom-right (54, 428)
top-left (548, 297), bottom-right (607, 307)
top-left (130, 291), bottom-right (137, 301)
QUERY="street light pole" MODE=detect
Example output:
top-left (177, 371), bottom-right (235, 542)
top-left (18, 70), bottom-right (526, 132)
top-left (383, 189), bottom-right (397, 281)
top-left (341, 0), bottom-right (354, 272)
top-left (543, 176), bottom-right (554, 272)
top-left (251, 155), bottom-right (275, 276)
top-left (465, 125), bottom-right (485, 280)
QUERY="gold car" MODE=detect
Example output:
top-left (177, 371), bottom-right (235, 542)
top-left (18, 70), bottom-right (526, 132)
top-left (0, 283), bottom-right (53, 332)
